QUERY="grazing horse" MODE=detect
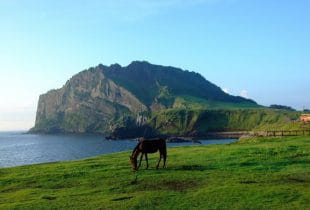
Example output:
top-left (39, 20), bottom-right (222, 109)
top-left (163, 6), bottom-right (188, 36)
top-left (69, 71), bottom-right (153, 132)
top-left (130, 137), bottom-right (167, 171)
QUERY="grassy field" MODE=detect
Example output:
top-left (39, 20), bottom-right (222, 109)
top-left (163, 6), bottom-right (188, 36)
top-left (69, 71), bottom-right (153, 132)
top-left (1, 136), bottom-right (309, 209)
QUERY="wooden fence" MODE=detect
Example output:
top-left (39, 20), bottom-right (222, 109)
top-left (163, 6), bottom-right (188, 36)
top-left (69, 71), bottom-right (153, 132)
top-left (205, 130), bottom-right (310, 139)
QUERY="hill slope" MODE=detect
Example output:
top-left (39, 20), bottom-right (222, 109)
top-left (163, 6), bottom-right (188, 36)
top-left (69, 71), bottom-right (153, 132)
top-left (30, 61), bottom-right (259, 135)
top-left (103, 61), bottom-right (256, 107)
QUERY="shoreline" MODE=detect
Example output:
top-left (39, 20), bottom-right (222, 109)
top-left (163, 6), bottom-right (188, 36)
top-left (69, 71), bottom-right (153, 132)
top-left (26, 130), bottom-right (246, 140)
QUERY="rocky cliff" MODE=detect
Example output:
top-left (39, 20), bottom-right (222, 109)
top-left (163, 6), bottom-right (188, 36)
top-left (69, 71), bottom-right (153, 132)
top-left (32, 67), bottom-right (147, 133)
top-left (30, 61), bottom-right (259, 135)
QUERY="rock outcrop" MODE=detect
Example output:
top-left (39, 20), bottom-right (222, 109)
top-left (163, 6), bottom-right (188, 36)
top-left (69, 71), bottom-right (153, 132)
top-left (32, 67), bottom-right (147, 133)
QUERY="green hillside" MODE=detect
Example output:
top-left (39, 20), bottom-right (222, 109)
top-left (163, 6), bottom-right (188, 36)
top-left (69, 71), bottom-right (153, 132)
top-left (109, 107), bottom-right (308, 138)
top-left (172, 95), bottom-right (261, 110)
top-left (103, 61), bottom-right (257, 106)
top-left (148, 108), bottom-right (302, 136)
top-left (1, 136), bottom-right (309, 209)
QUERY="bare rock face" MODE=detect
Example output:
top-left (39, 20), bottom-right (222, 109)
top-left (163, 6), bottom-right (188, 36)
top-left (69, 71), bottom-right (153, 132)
top-left (32, 67), bottom-right (147, 133)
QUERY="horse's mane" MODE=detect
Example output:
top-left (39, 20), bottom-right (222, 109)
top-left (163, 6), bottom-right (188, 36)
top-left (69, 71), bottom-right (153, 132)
top-left (131, 141), bottom-right (141, 157)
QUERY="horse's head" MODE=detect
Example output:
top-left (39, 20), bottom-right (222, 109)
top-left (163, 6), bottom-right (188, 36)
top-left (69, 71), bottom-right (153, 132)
top-left (129, 155), bottom-right (138, 171)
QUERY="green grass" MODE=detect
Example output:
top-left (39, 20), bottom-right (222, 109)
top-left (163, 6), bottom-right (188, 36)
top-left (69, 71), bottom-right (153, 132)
top-left (173, 95), bottom-right (261, 110)
top-left (1, 136), bottom-right (310, 209)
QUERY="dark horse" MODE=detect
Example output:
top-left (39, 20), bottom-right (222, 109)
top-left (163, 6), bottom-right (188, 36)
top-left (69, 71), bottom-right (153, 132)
top-left (130, 137), bottom-right (167, 171)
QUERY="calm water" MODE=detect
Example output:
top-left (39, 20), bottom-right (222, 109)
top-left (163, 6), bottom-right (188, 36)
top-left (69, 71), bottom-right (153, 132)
top-left (0, 131), bottom-right (236, 168)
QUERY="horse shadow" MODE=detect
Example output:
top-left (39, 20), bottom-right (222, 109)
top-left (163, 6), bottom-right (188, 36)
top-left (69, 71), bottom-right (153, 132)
top-left (169, 164), bottom-right (215, 171)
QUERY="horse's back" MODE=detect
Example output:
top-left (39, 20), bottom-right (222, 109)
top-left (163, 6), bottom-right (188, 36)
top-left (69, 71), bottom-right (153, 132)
top-left (139, 138), bottom-right (166, 153)
top-left (143, 138), bottom-right (166, 146)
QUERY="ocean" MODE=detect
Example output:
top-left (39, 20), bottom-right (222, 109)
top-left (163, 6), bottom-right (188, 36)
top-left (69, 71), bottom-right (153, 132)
top-left (0, 131), bottom-right (235, 167)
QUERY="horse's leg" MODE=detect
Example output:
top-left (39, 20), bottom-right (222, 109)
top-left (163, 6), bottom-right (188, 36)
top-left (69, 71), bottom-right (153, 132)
top-left (162, 146), bottom-right (167, 168)
top-left (162, 153), bottom-right (167, 168)
top-left (156, 152), bottom-right (162, 169)
top-left (145, 153), bottom-right (149, 169)
top-left (138, 153), bottom-right (143, 169)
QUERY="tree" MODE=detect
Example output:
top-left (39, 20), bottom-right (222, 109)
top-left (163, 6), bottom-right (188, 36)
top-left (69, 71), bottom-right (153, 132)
top-left (269, 104), bottom-right (295, 111)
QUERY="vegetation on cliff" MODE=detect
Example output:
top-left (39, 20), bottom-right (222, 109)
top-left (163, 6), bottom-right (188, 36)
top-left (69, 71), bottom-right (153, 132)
top-left (103, 61), bottom-right (256, 106)
top-left (147, 108), bottom-right (303, 136)
top-left (1, 136), bottom-right (309, 209)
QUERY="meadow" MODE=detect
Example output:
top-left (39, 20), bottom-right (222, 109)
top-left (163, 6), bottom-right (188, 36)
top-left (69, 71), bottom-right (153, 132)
top-left (1, 136), bottom-right (309, 209)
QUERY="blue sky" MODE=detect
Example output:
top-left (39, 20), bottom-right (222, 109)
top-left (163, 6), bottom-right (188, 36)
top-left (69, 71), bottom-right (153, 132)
top-left (0, 0), bottom-right (309, 131)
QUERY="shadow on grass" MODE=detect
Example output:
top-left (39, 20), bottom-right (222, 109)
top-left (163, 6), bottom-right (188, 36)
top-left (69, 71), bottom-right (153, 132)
top-left (268, 159), bottom-right (310, 171)
top-left (276, 172), bottom-right (310, 184)
top-left (41, 195), bottom-right (57, 200)
top-left (111, 196), bottom-right (133, 201)
top-left (137, 180), bottom-right (199, 192)
top-left (239, 180), bottom-right (258, 184)
top-left (172, 164), bottom-right (214, 171)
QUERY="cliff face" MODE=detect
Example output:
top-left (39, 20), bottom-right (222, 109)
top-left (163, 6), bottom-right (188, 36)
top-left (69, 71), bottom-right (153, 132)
top-left (31, 61), bottom-right (259, 135)
top-left (32, 68), bottom-right (147, 133)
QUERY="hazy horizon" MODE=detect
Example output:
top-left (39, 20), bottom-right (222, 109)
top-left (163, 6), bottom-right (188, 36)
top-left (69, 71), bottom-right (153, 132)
top-left (0, 0), bottom-right (309, 131)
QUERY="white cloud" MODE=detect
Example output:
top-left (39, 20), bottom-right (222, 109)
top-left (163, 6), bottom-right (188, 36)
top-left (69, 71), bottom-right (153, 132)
top-left (240, 90), bottom-right (248, 98)
top-left (222, 87), bottom-right (229, 94)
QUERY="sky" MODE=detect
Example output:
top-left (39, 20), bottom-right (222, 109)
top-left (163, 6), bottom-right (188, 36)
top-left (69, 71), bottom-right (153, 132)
top-left (0, 0), bottom-right (309, 131)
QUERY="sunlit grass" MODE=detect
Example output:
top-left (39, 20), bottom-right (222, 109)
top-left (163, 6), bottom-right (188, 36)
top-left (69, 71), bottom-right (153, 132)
top-left (1, 136), bottom-right (309, 209)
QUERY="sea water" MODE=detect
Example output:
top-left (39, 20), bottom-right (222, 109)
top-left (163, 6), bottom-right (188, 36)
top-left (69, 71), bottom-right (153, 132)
top-left (0, 131), bottom-right (235, 167)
